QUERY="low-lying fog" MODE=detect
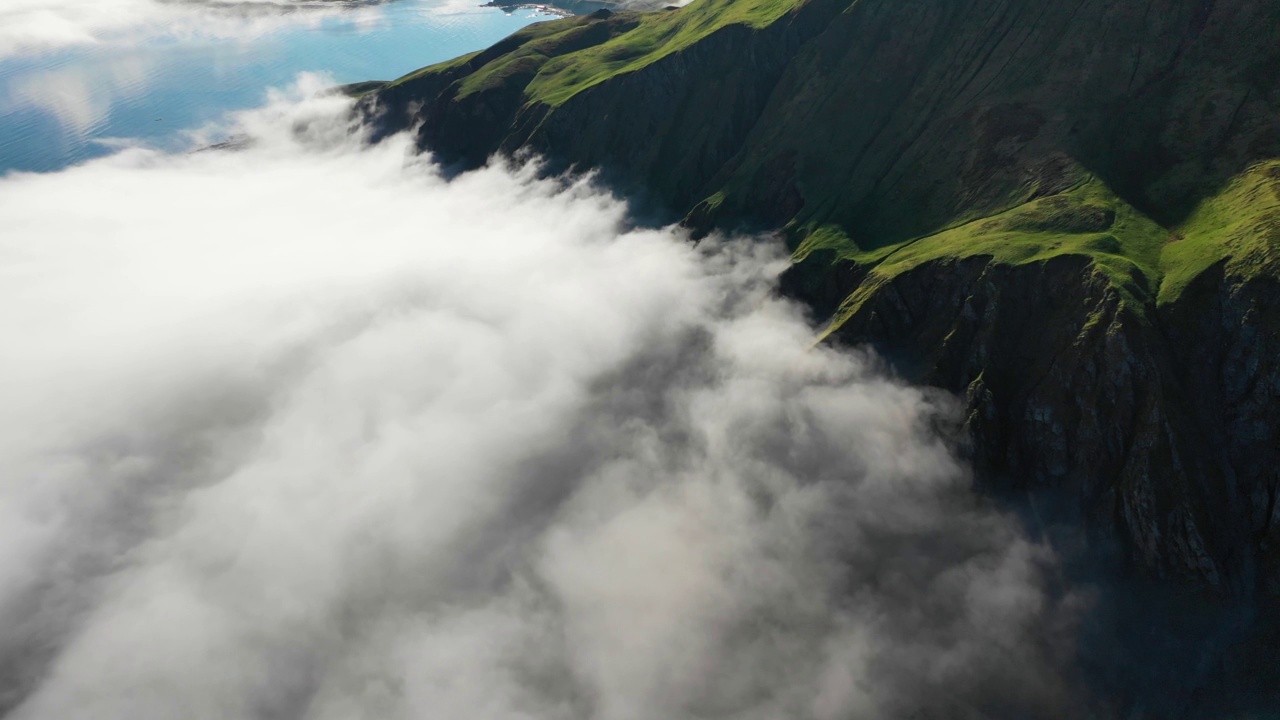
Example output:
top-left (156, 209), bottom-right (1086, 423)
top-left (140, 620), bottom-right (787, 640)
top-left (0, 78), bottom-right (1084, 719)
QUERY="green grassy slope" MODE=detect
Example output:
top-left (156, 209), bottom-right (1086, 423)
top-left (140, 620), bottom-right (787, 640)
top-left (1160, 161), bottom-right (1280, 303)
top-left (384, 0), bottom-right (803, 104)
top-left (798, 161), bottom-right (1280, 337)
top-left (369, 0), bottom-right (1280, 330)
top-left (523, 0), bottom-right (799, 104)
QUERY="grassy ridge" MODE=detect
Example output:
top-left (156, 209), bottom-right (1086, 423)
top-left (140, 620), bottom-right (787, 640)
top-left (374, 0), bottom-right (1280, 336)
top-left (386, 0), bottom-right (804, 105)
top-left (526, 0), bottom-right (801, 104)
top-left (1160, 161), bottom-right (1280, 303)
top-left (798, 164), bottom-right (1280, 336)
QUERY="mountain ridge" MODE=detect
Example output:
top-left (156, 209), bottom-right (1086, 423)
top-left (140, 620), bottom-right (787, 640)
top-left (356, 0), bottom-right (1280, 709)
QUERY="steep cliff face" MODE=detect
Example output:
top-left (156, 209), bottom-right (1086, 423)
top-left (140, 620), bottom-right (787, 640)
top-left (359, 0), bottom-right (1280, 599)
top-left (824, 254), bottom-right (1279, 594)
top-left (794, 160), bottom-right (1280, 595)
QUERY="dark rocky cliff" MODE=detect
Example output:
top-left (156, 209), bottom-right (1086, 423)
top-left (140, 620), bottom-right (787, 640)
top-left (823, 254), bottom-right (1280, 590)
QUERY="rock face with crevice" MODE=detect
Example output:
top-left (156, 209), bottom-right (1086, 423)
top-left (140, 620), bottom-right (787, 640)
top-left (829, 255), bottom-right (1280, 591)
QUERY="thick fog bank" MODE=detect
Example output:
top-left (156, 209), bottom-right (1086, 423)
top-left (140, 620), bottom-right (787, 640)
top-left (0, 82), bottom-right (1083, 719)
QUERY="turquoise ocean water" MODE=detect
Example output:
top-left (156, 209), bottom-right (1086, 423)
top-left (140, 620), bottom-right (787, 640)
top-left (0, 0), bottom-right (552, 173)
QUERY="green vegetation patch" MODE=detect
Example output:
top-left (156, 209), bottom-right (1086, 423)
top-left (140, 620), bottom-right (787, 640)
top-left (387, 0), bottom-right (807, 107)
top-left (526, 0), bottom-right (803, 105)
top-left (805, 177), bottom-right (1171, 336)
top-left (1159, 160), bottom-right (1280, 303)
top-left (384, 14), bottom-right (605, 89)
top-left (809, 164), bottom-right (1280, 338)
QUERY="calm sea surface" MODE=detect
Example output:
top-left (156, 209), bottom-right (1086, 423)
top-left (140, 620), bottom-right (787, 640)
top-left (0, 0), bottom-right (553, 173)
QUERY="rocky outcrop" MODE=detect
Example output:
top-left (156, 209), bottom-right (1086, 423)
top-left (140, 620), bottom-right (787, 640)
top-left (778, 250), bottom-right (1280, 715)
top-left (1162, 264), bottom-right (1280, 593)
top-left (809, 254), bottom-right (1280, 595)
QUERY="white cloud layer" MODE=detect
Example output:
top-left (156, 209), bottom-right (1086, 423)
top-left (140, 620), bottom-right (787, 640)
top-left (0, 82), bottom-right (1083, 719)
top-left (0, 0), bottom-right (389, 59)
